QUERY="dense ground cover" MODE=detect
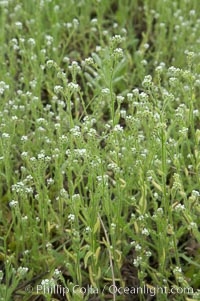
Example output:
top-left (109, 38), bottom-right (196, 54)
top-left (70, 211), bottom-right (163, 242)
top-left (0, 0), bottom-right (200, 300)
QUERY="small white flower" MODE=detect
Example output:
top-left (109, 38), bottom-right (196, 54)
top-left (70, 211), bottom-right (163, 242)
top-left (96, 45), bottom-right (101, 52)
top-left (22, 216), bottom-right (28, 222)
top-left (132, 88), bottom-right (139, 96)
top-left (142, 228), bottom-right (149, 236)
top-left (9, 200), bottom-right (18, 208)
top-left (0, 1), bottom-right (9, 7)
top-left (46, 242), bottom-right (52, 249)
top-left (53, 269), bottom-right (61, 277)
top-left (72, 194), bottom-right (80, 201)
top-left (113, 125), bottom-right (123, 132)
top-left (113, 48), bottom-right (123, 59)
top-left (68, 82), bottom-right (79, 92)
top-left (21, 136), bottom-right (28, 141)
top-left (38, 152), bottom-right (45, 160)
top-left (45, 35), bottom-right (53, 46)
top-left (28, 38), bottom-right (36, 47)
top-left (139, 92), bottom-right (149, 101)
top-left (120, 109), bottom-right (126, 118)
top-left (63, 56), bottom-right (70, 63)
top-left (174, 204), bottom-right (185, 212)
top-left (91, 18), bottom-right (98, 25)
top-left (116, 95), bottom-right (124, 103)
top-left (127, 93), bottom-right (133, 102)
top-left (15, 21), bottom-right (23, 29)
top-left (96, 174), bottom-right (109, 184)
top-left (143, 43), bottom-right (149, 49)
top-left (101, 88), bottom-right (110, 95)
top-left (142, 75), bottom-right (152, 87)
top-left (111, 223), bottom-right (116, 229)
top-left (68, 214), bottom-right (75, 222)
top-left (192, 190), bottom-right (199, 198)
top-left (70, 126), bottom-right (81, 137)
top-left (46, 60), bottom-right (55, 68)
top-left (135, 244), bottom-right (142, 251)
top-left (159, 22), bottom-right (165, 28)
top-left (111, 34), bottom-right (123, 44)
top-left (41, 277), bottom-right (55, 288)
top-left (145, 251), bottom-right (152, 257)
top-left (85, 226), bottom-right (91, 233)
top-left (189, 10), bottom-right (196, 16)
top-left (141, 59), bottom-right (147, 66)
top-left (72, 18), bottom-right (79, 28)
top-left (30, 157), bottom-right (36, 162)
top-left (84, 57), bottom-right (94, 65)
top-left (189, 222), bottom-right (197, 229)
top-left (17, 267), bottom-right (28, 277)
top-left (54, 85), bottom-right (63, 94)
top-left (47, 178), bottom-right (54, 185)
top-left (2, 133), bottom-right (10, 139)
top-left (133, 256), bottom-right (142, 267)
top-left (173, 266), bottom-right (182, 274)
top-left (38, 126), bottom-right (46, 132)
top-left (0, 270), bottom-right (3, 281)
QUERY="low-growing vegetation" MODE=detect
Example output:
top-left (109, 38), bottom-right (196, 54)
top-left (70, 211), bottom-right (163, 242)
top-left (0, 0), bottom-right (200, 300)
